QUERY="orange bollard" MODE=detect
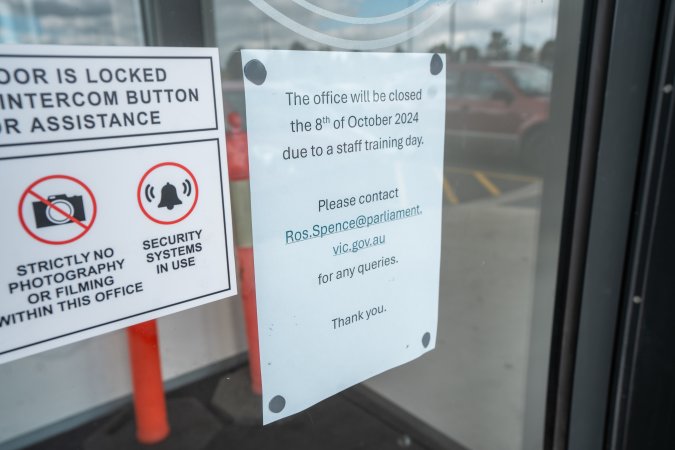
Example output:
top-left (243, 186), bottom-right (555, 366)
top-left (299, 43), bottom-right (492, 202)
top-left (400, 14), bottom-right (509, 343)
top-left (225, 112), bottom-right (249, 181)
top-left (127, 320), bottom-right (170, 444)
top-left (237, 247), bottom-right (262, 394)
top-left (226, 111), bottom-right (262, 395)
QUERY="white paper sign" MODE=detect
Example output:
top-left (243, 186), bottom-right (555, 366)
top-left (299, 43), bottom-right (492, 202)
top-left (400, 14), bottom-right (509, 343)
top-left (0, 45), bottom-right (237, 364)
top-left (242, 50), bottom-right (445, 423)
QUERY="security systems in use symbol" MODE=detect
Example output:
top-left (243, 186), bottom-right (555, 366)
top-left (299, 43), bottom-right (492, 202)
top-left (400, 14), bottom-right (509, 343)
top-left (19, 175), bottom-right (97, 245)
top-left (137, 162), bottom-right (198, 225)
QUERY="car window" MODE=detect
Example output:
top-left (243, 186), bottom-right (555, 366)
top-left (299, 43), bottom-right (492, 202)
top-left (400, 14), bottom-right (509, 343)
top-left (504, 65), bottom-right (552, 96)
top-left (462, 71), bottom-right (505, 100)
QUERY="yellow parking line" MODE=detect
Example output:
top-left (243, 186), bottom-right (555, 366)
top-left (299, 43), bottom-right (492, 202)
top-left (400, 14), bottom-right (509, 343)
top-left (446, 166), bottom-right (540, 183)
top-left (473, 171), bottom-right (501, 197)
top-left (443, 177), bottom-right (459, 204)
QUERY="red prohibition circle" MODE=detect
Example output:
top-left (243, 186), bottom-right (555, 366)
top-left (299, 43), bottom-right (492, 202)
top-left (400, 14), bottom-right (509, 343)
top-left (137, 161), bottom-right (199, 225)
top-left (18, 174), bottom-right (97, 245)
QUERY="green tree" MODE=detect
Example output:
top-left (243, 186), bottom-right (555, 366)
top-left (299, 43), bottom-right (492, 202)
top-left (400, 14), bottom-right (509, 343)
top-left (517, 44), bottom-right (535, 63)
top-left (539, 40), bottom-right (555, 68)
top-left (486, 31), bottom-right (510, 60)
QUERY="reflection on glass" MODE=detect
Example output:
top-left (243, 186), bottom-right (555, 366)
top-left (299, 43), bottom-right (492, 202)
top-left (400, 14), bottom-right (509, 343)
top-left (214, 2), bottom-right (563, 450)
top-left (0, 0), bottom-right (573, 449)
top-left (445, 62), bottom-right (550, 168)
top-left (0, 0), bottom-right (143, 45)
top-left (504, 65), bottom-right (552, 96)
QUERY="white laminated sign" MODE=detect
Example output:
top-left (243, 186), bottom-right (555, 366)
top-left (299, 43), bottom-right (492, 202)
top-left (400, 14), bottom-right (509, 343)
top-left (242, 50), bottom-right (446, 423)
top-left (0, 45), bottom-right (237, 364)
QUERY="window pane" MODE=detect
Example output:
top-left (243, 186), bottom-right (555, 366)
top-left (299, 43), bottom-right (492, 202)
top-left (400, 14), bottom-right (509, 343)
top-left (0, 0), bottom-right (143, 46)
top-left (0, 1), bottom-right (583, 449)
top-left (211, 1), bottom-right (578, 449)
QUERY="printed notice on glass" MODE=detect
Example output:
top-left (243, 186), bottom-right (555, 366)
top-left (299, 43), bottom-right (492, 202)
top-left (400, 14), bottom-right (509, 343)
top-left (0, 45), bottom-right (237, 364)
top-left (242, 50), bottom-right (446, 423)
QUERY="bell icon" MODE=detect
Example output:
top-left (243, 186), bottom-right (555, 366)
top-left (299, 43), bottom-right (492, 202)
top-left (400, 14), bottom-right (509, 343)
top-left (157, 182), bottom-right (182, 210)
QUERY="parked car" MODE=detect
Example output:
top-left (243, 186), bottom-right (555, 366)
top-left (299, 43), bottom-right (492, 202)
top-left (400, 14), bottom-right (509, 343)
top-left (445, 62), bottom-right (551, 169)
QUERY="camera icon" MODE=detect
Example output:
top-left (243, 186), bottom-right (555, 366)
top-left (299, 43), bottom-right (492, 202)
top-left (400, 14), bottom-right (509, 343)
top-left (32, 194), bottom-right (86, 228)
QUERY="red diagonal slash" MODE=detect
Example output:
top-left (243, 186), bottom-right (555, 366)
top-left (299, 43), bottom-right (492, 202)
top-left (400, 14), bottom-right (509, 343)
top-left (28, 190), bottom-right (87, 229)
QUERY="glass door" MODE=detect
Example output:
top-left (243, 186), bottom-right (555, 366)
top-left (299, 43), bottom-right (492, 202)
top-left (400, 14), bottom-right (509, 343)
top-left (0, 1), bottom-right (623, 449)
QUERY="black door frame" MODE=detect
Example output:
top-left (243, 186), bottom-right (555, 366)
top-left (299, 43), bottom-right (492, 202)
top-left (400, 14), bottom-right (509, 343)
top-left (606, 0), bottom-right (675, 448)
top-left (546, 0), bottom-right (670, 449)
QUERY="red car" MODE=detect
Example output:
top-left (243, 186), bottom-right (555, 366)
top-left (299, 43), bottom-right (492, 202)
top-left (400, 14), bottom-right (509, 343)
top-left (445, 62), bottom-right (551, 167)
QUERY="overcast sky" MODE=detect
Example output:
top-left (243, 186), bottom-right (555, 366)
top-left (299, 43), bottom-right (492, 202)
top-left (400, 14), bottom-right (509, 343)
top-left (1, 0), bottom-right (558, 62)
top-left (214, 0), bottom-right (559, 64)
